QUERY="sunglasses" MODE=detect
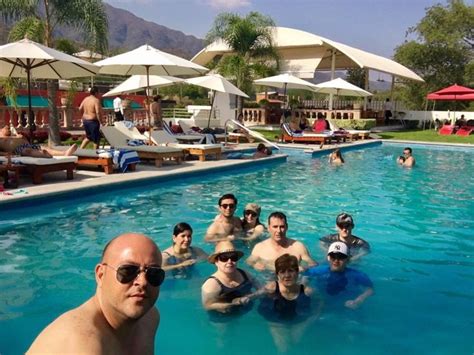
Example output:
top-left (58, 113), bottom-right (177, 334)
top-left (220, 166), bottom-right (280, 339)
top-left (329, 253), bottom-right (348, 261)
top-left (245, 210), bottom-right (257, 217)
top-left (337, 223), bottom-right (353, 230)
top-left (277, 268), bottom-right (298, 275)
top-left (217, 253), bottom-right (239, 263)
top-left (102, 263), bottom-right (165, 287)
top-left (220, 203), bottom-right (236, 210)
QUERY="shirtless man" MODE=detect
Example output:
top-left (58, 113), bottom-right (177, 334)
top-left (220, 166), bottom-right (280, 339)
top-left (27, 233), bottom-right (164, 354)
top-left (0, 125), bottom-right (77, 157)
top-left (246, 211), bottom-right (317, 272)
top-left (397, 147), bottom-right (415, 168)
top-left (205, 193), bottom-right (243, 242)
top-left (79, 86), bottom-right (102, 149)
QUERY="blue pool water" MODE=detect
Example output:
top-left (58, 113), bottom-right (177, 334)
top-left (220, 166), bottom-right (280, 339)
top-left (1, 143), bottom-right (473, 354)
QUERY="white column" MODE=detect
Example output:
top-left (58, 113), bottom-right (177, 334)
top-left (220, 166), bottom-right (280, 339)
top-left (329, 50), bottom-right (336, 110)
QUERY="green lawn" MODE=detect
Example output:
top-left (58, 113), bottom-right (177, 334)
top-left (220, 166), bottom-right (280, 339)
top-left (252, 128), bottom-right (474, 144)
top-left (378, 129), bottom-right (474, 144)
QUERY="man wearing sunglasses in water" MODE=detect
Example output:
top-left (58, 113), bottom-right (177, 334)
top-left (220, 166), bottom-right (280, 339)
top-left (205, 193), bottom-right (243, 243)
top-left (28, 233), bottom-right (164, 354)
top-left (320, 213), bottom-right (370, 262)
top-left (305, 242), bottom-right (373, 310)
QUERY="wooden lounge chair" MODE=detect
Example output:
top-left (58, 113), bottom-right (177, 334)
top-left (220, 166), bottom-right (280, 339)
top-left (100, 126), bottom-right (184, 167)
top-left (114, 122), bottom-right (222, 162)
top-left (281, 123), bottom-right (332, 144)
top-left (328, 119), bottom-right (370, 140)
top-left (1, 156), bottom-right (77, 184)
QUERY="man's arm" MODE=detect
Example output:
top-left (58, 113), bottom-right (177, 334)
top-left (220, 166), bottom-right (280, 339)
top-left (345, 287), bottom-right (374, 309)
top-left (298, 242), bottom-right (317, 270)
top-left (403, 157), bottom-right (415, 167)
top-left (245, 243), bottom-right (267, 271)
top-left (95, 100), bottom-right (102, 122)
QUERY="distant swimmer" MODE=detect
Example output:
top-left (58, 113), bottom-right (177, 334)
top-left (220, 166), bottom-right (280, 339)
top-left (328, 148), bottom-right (344, 165)
top-left (397, 147), bottom-right (415, 167)
top-left (162, 222), bottom-right (207, 278)
top-left (246, 211), bottom-right (317, 272)
top-left (205, 193), bottom-right (243, 243)
top-left (320, 213), bottom-right (370, 261)
top-left (28, 233), bottom-right (164, 354)
top-left (305, 242), bottom-right (374, 309)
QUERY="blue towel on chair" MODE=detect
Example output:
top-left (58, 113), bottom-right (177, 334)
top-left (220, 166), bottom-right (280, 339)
top-left (97, 148), bottom-right (140, 173)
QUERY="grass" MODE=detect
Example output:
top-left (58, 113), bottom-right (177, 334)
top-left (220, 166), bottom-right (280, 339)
top-left (253, 128), bottom-right (474, 144)
top-left (377, 129), bottom-right (474, 144)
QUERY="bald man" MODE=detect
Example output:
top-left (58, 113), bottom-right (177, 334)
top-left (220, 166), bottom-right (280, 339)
top-left (27, 233), bottom-right (164, 354)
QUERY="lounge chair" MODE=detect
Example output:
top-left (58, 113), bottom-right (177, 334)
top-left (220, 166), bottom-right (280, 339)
top-left (114, 122), bottom-right (222, 162)
top-left (162, 122), bottom-right (207, 143)
top-left (177, 120), bottom-right (227, 142)
top-left (146, 130), bottom-right (222, 162)
top-left (100, 126), bottom-right (184, 167)
top-left (328, 119), bottom-right (371, 140)
top-left (0, 156), bottom-right (77, 184)
top-left (456, 126), bottom-right (474, 136)
top-left (281, 123), bottom-right (333, 145)
top-left (439, 125), bottom-right (454, 135)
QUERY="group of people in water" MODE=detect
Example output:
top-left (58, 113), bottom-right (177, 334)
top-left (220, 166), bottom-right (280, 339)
top-left (27, 192), bottom-right (374, 353)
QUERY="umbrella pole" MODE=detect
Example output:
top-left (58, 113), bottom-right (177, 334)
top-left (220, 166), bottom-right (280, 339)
top-left (26, 59), bottom-right (35, 138)
top-left (207, 90), bottom-right (216, 129)
top-left (145, 66), bottom-right (152, 144)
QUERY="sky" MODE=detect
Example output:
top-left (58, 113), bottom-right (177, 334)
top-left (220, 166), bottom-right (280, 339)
top-left (104, 0), bottom-right (440, 59)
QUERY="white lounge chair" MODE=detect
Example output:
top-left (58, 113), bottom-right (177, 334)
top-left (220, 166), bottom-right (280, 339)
top-left (328, 119), bottom-right (370, 140)
top-left (281, 123), bottom-right (333, 145)
top-left (177, 120), bottom-right (227, 141)
top-left (0, 155), bottom-right (77, 184)
top-left (100, 126), bottom-right (184, 167)
top-left (146, 129), bottom-right (222, 162)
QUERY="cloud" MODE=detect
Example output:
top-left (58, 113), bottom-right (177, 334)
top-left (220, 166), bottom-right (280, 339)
top-left (204, 0), bottom-right (251, 10)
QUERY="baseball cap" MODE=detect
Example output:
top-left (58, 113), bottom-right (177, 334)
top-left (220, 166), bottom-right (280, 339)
top-left (327, 242), bottom-right (348, 256)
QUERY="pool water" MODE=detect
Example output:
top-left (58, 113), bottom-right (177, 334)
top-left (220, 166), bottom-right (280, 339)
top-left (1, 143), bottom-right (473, 354)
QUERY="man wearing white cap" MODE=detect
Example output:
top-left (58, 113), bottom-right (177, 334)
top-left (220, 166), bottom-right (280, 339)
top-left (305, 242), bottom-right (373, 309)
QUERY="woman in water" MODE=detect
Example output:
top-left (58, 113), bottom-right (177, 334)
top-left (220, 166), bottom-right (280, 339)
top-left (240, 203), bottom-right (266, 242)
top-left (162, 222), bottom-right (207, 275)
top-left (258, 254), bottom-right (321, 352)
top-left (201, 241), bottom-right (260, 313)
top-left (328, 148), bottom-right (344, 165)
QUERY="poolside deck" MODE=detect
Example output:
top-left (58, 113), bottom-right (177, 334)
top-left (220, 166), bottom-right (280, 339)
top-left (0, 140), bottom-right (381, 206)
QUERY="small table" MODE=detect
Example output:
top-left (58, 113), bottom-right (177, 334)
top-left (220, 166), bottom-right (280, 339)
top-left (0, 163), bottom-right (23, 188)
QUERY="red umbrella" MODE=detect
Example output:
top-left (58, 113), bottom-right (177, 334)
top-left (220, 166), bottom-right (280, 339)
top-left (426, 93), bottom-right (474, 101)
top-left (430, 84), bottom-right (474, 96)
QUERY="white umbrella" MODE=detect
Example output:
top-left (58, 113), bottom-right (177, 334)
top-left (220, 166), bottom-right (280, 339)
top-left (313, 77), bottom-right (372, 97)
top-left (95, 44), bottom-right (208, 128)
top-left (254, 73), bottom-right (319, 109)
top-left (254, 73), bottom-right (319, 91)
top-left (103, 75), bottom-right (184, 97)
top-left (0, 38), bottom-right (99, 132)
top-left (185, 74), bottom-right (249, 127)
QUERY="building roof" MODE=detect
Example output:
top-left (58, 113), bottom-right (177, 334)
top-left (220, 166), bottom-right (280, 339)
top-left (191, 27), bottom-right (423, 82)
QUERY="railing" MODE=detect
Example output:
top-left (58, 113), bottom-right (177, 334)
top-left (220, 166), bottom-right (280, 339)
top-left (162, 108), bottom-right (192, 119)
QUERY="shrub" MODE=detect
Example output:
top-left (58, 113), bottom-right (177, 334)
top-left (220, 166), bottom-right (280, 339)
top-left (334, 119), bottom-right (376, 130)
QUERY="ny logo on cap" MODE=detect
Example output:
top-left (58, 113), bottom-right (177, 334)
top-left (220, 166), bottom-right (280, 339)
top-left (335, 245), bottom-right (341, 250)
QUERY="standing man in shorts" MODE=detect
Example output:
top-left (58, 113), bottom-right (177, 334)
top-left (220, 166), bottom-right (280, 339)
top-left (79, 86), bottom-right (102, 149)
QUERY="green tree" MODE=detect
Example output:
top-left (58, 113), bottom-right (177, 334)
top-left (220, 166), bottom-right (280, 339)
top-left (0, 0), bottom-right (108, 144)
top-left (206, 12), bottom-right (280, 112)
top-left (346, 67), bottom-right (366, 89)
top-left (393, 0), bottom-right (474, 109)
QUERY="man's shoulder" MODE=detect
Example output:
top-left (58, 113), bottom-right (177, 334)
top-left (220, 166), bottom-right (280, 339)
top-left (320, 233), bottom-right (339, 243)
top-left (27, 299), bottom-right (101, 353)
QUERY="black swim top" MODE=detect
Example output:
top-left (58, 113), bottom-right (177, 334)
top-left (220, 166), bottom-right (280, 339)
top-left (209, 268), bottom-right (253, 302)
top-left (272, 282), bottom-right (311, 320)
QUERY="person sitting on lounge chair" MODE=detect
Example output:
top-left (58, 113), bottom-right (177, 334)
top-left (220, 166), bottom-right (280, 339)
top-left (0, 125), bottom-right (77, 158)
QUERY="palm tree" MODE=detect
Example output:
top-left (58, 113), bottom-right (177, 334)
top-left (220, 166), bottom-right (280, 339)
top-left (206, 12), bottom-right (279, 113)
top-left (0, 0), bottom-right (108, 145)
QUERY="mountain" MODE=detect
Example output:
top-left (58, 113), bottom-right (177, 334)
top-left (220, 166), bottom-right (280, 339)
top-left (0, 3), bottom-right (205, 59)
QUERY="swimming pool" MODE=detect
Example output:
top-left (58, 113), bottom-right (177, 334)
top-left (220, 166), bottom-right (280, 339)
top-left (1, 142), bottom-right (473, 354)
